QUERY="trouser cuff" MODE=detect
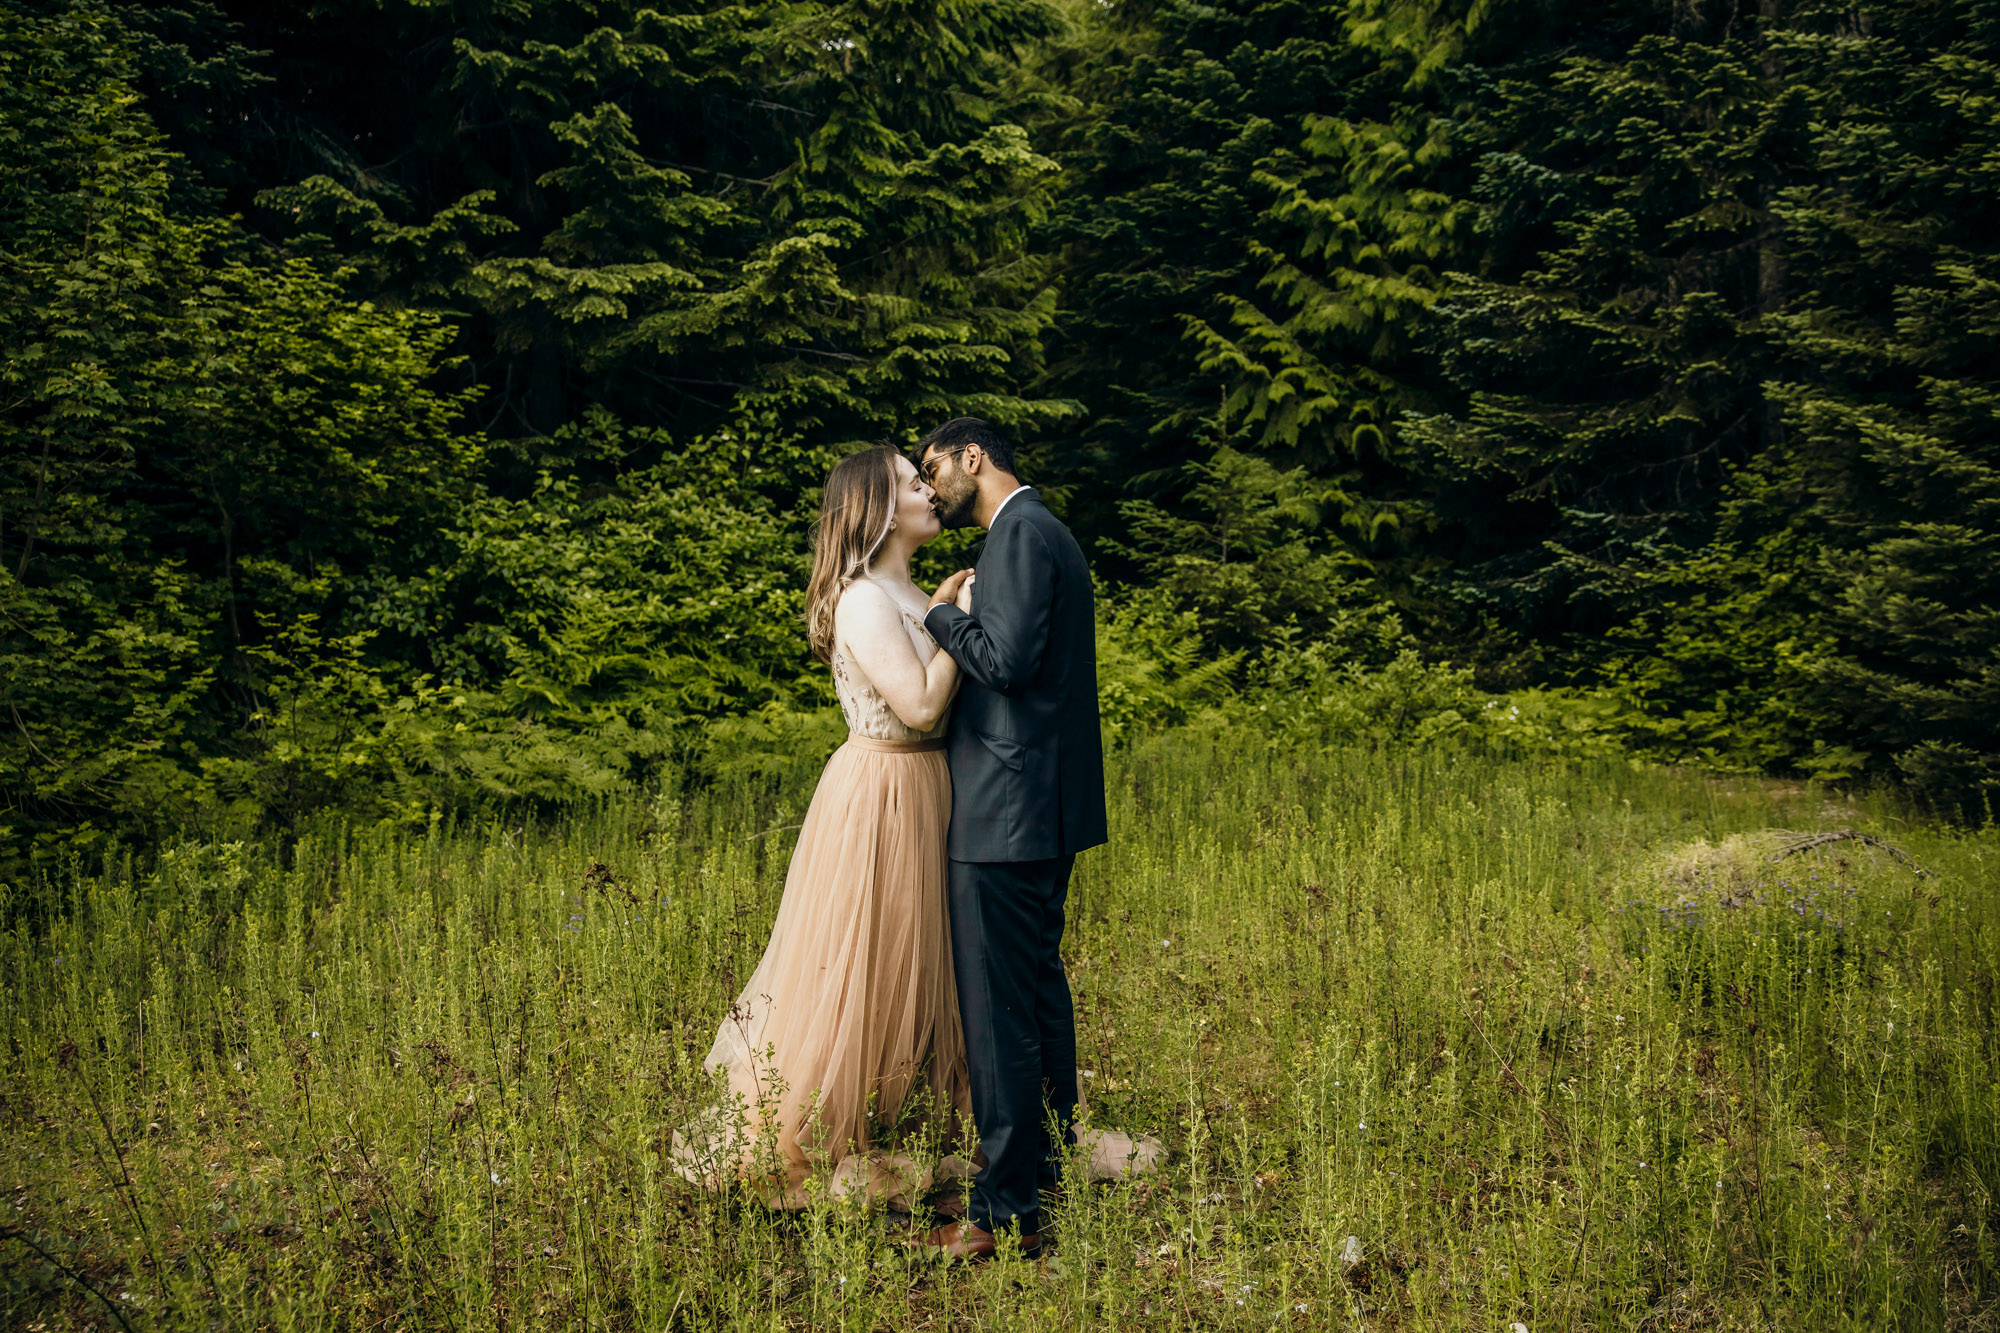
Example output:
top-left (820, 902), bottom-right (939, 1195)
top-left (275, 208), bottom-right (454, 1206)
top-left (971, 1211), bottom-right (1041, 1240)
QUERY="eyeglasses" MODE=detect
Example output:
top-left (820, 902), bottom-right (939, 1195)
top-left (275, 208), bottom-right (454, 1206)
top-left (917, 443), bottom-right (972, 485)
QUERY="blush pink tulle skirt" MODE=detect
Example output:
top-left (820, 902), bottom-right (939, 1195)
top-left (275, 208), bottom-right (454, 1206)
top-left (671, 734), bottom-right (973, 1207)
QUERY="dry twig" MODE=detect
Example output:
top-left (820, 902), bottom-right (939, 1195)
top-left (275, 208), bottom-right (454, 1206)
top-left (1765, 829), bottom-right (1926, 877)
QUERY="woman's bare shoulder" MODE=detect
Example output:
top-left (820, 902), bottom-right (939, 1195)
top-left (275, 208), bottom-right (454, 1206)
top-left (833, 578), bottom-right (900, 633)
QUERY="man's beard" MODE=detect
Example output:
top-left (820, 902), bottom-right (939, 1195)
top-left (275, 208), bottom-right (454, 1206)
top-left (932, 473), bottom-right (978, 529)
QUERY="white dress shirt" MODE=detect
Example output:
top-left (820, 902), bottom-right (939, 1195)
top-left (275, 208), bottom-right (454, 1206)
top-left (988, 484), bottom-right (1034, 527)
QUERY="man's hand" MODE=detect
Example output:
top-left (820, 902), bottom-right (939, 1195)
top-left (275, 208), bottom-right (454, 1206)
top-left (954, 572), bottom-right (975, 613)
top-left (929, 568), bottom-right (974, 612)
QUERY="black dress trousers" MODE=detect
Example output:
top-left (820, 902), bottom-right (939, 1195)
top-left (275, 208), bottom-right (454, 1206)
top-left (946, 853), bottom-right (1079, 1237)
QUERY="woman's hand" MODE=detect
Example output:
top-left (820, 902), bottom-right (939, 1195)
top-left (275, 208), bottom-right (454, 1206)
top-left (954, 572), bottom-right (976, 613)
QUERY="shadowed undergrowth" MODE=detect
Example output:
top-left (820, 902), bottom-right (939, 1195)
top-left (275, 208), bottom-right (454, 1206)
top-left (4, 734), bottom-right (1997, 1329)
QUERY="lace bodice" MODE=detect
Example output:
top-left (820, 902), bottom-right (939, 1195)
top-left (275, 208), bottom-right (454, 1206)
top-left (832, 590), bottom-right (951, 742)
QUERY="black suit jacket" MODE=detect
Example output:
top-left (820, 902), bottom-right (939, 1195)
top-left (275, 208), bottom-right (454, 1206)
top-left (924, 491), bottom-right (1109, 863)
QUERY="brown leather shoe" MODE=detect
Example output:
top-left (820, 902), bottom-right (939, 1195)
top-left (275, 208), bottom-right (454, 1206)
top-left (908, 1220), bottom-right (1042, 1262)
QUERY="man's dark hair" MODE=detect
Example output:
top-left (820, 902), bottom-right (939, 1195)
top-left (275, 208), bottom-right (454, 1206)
top-left (917, 417), bottom-right (1017, 476)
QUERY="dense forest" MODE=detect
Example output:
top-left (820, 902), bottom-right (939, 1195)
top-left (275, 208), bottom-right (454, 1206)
top-left (4, 0), bottom-right (1996, 872)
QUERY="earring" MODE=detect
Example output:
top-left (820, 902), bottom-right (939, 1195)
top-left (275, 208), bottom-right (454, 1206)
top-left (888, 518), bottom-right (897, 530)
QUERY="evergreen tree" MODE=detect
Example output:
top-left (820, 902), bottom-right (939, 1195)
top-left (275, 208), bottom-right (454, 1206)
top-left (1039, 0), bottom-right (1512, 585)
top-left (10, 0), bottom-right (1998, 861)
top-left (1608, 0), bottom-right (2000, 807)
top-left (1405, 3), bottom-right (1816, 674)
top-left (1802, 267), bottom-right (2000, 814)
top-left (1029, 0), bottom-right (1368, 541)
top-left (135, 0), bottom-right (1078, 458)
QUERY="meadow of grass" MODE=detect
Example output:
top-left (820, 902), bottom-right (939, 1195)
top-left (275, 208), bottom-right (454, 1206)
top-left (4, 730), bottom-right (1997, 1330)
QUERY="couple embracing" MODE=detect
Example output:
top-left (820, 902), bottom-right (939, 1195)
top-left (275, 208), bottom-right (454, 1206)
top-left (672, 418), bottom-right (1150, 1260)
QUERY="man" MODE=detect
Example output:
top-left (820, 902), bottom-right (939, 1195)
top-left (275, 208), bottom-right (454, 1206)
top-left (913, 417), bottom-right (1108, 1261)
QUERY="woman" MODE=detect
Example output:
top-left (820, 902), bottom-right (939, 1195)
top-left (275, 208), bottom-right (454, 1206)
top-left (672, 445), bottom-right (975, 1208)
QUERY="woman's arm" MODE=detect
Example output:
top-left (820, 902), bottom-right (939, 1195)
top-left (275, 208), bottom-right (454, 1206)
top-left (835, 583), bottom-right (960, 731)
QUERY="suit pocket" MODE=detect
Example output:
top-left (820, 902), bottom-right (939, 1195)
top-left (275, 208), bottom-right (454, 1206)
top-left (974, 728), bottom-right (1026, 772)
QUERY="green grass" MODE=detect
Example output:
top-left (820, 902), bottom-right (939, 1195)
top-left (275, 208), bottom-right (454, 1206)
top-left (5, 732), bottom-right (1998, 1330)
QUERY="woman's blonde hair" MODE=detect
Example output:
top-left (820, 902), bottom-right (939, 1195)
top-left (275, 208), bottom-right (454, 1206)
top-left (804, 445), bottom-right (902, 664)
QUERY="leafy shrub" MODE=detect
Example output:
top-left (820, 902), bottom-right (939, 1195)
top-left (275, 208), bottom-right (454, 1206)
top-left (1094, 585), bottom-right (1240, 745)
top-left (0, 9), bottom-right (482, 873)
top-left (1096, 441), bottom-right (1629, 761)
top-left (1108, 445), bottom-right (1384, 659)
